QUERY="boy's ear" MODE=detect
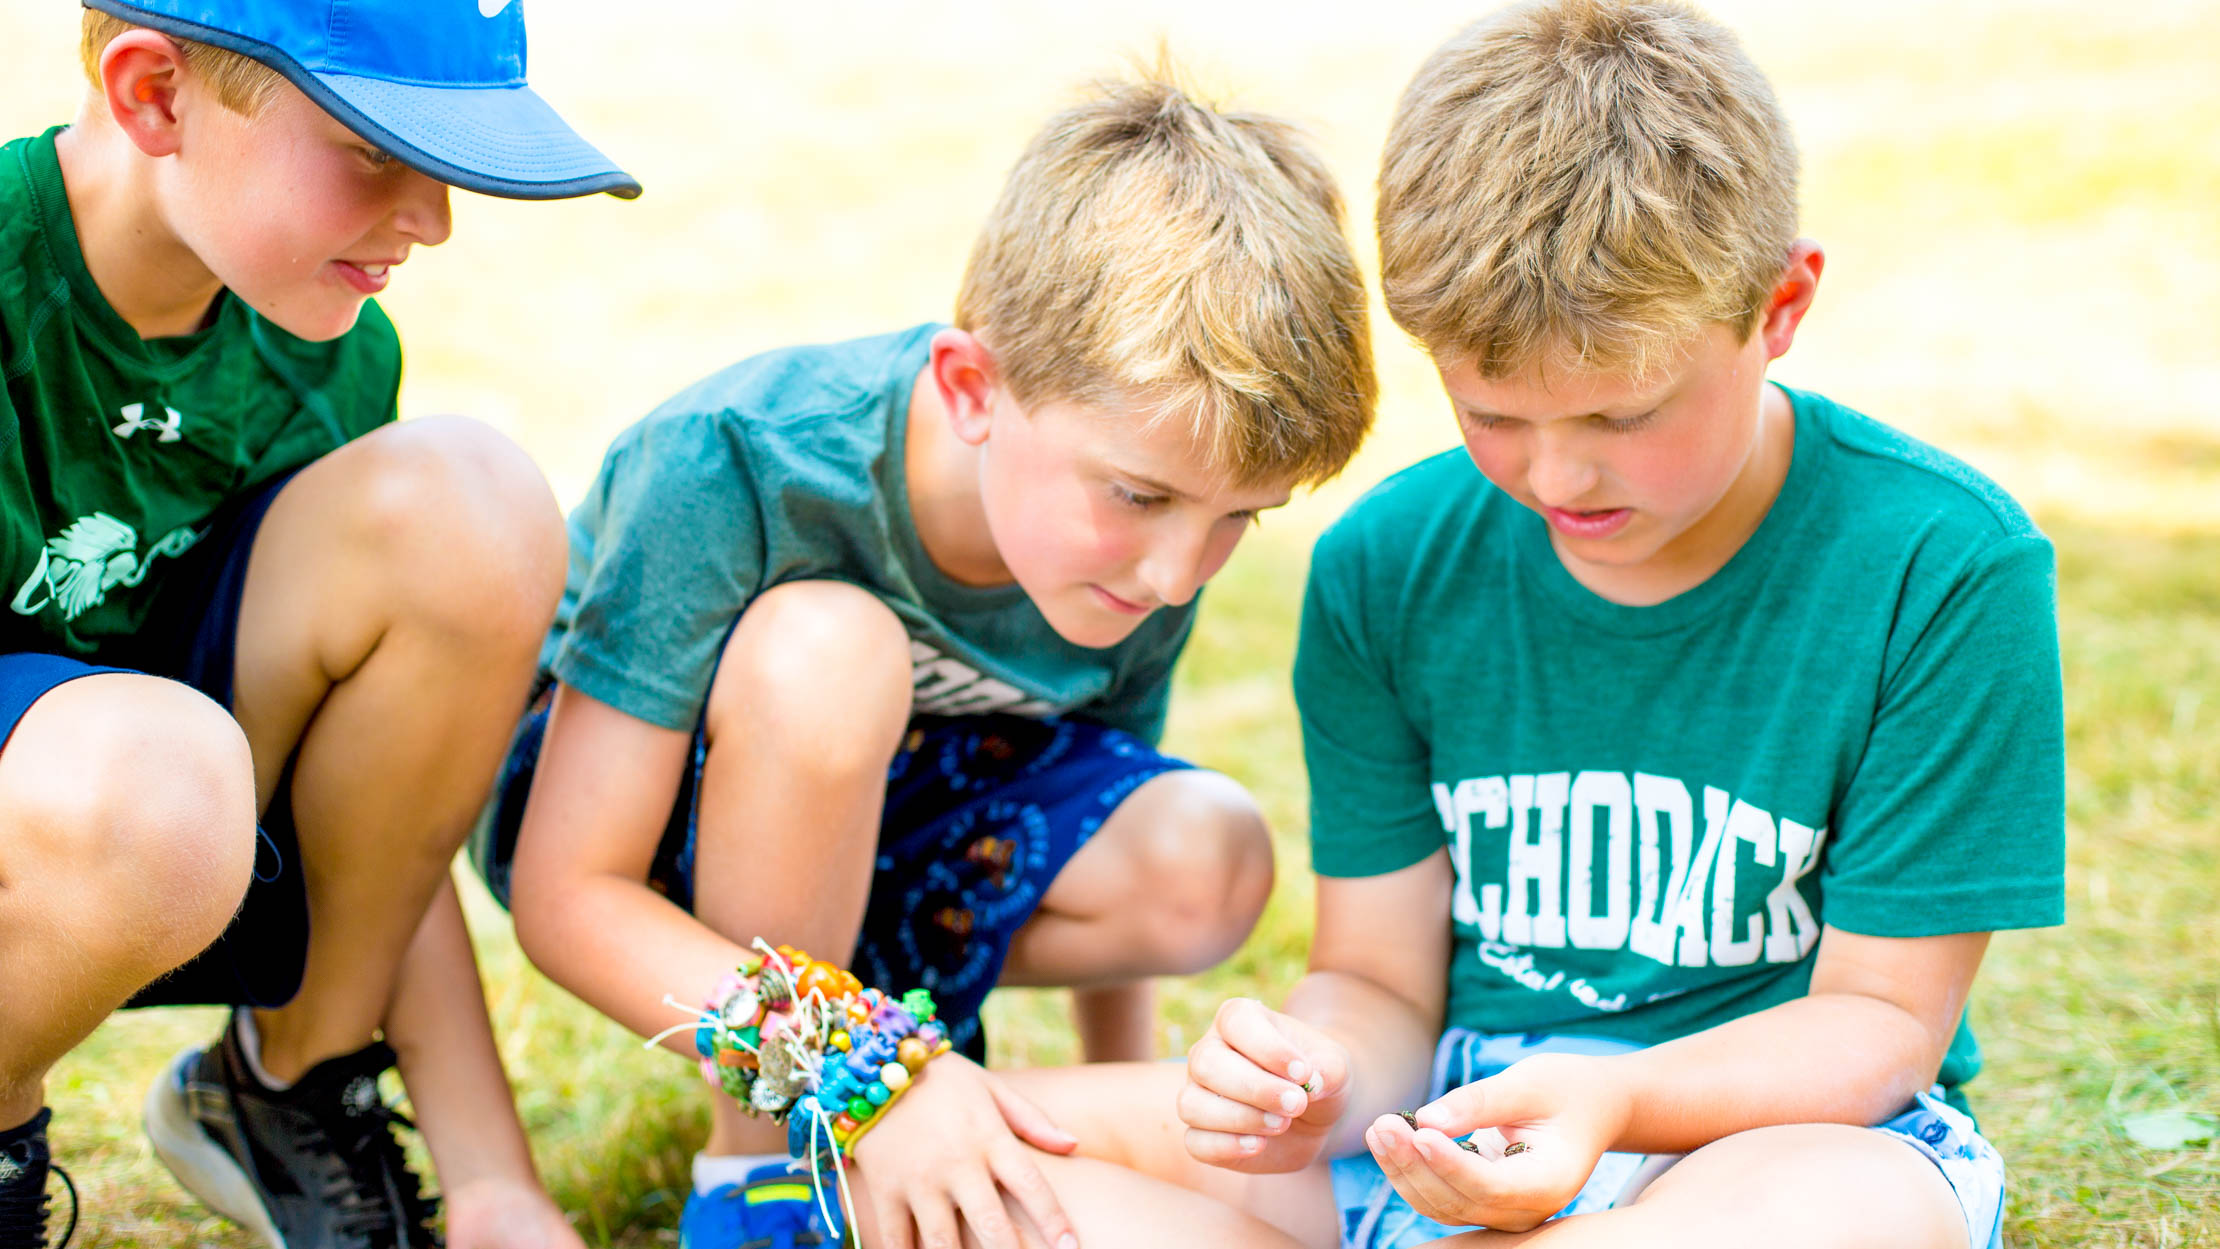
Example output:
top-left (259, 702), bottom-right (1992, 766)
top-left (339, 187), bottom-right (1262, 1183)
top-left (97, 30), bottom-right (191, 158)
top-left (927, 327), bottom-right (1002, 446)
top-left (1758, 239), bottom-right (1825, 362)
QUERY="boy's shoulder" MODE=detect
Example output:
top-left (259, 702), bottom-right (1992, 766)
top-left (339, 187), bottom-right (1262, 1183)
top-left (1788, 385), bottom-right (2043, 550)
top-left (607, 324), bottom-right (938, 465)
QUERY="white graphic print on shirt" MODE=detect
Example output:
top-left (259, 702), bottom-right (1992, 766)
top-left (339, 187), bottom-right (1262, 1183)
top-left (1434, 771), bottom-right (1828, 1010)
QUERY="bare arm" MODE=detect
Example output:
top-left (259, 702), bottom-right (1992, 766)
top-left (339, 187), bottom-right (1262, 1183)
top-left (1587, 926), bottom-right (1989, 1151)
top-left (1375, 925), bottom-right (1993, 1231)
top-left (506, 682), bottom-right (735, 1053)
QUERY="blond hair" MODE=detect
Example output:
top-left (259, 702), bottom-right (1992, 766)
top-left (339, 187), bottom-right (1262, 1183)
top-left (1378, 0), bottom-right (1799, 379)
top-left (956, 68), bottom-right (1376, 489)
top-left (82, 10), bottom-right (286, 116)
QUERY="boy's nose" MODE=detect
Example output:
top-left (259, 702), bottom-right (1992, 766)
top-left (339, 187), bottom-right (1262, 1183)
top-left (1137, 533), bottom-right (1209, 609)
top-left (394, 172), bottom-right (454, 248)
top-left (1526, 444), bottom-right (1601, 509)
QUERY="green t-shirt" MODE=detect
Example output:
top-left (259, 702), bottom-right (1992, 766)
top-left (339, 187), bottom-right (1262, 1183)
top-left (1296, 385), bottom-right (2065, 1101)
top-left (1, 127), bottom-right (400, 657)
top-left (546, 324), bottom-right (1195, 740)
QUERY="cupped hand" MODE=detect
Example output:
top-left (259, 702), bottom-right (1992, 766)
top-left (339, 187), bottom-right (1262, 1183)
top-left (850, 1052), bottom-right (1082, 1249)
top-left (1180, 997), bottom-right (1352, 1173)
top-left (441, 1174), bottom-right (586, 1249)
top-left (1363, 1052), bottom-right (1630, 1232)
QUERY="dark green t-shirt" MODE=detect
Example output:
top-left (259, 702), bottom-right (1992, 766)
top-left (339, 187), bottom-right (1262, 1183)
top-left (1295, 385), bottom-right (2066, 1101)
top-left (1, 126), bottom-right (400, 657)
top-left (546, 325), bottom-right (1195, 740)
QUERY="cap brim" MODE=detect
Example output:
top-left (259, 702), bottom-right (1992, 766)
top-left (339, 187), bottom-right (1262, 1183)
top-left (83, 0), bottom-right (639, 200)
top-left (309, 74), bottom-right (642, 201)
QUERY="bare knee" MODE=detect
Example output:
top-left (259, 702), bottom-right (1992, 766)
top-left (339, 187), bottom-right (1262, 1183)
top-left (1109, 771), bottom-right (1274, 975)
top-left (330, 416), bottom-right (567, 637)
top-left (707, 580), bottom-right (914, 774)
top-left (0, 675), bottom-right (257, 971)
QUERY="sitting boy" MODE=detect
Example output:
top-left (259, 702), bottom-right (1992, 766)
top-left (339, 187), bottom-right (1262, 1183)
top-left (892, 3), bottom-right (2066, 1247)
top-left (0, 1), bottom-right (636, 1245)
top-left (470, 70), bottom-right (1376, 1249)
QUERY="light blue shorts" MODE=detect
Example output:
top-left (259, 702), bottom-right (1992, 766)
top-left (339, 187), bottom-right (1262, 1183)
top-left (1328, 1030), bottom-right (2005, 1249)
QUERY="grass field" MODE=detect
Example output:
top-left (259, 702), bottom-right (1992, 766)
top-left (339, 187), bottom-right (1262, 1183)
top-left (5, 0), bottom-right (2217, 1245)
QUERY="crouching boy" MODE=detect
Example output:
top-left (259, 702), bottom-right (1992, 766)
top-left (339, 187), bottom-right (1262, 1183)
top-left (0, 1), bottom-right (637, 1245)
top-left (471, 69), bottom-right (1376, 1249)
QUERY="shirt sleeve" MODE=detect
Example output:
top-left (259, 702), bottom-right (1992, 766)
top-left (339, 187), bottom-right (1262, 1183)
top-left (1821, 533), bottom-right (2067, 935)
top-left (549, 414), bottom-right (766, 731)
top-left (1296, 520), bottom-right (1444, 878)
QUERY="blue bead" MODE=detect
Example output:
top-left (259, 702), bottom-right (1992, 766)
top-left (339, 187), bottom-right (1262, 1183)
top-left (695, 1024), bottom-right (716, 1057)
top-left (865, 1082), bottom-right (890, 1106)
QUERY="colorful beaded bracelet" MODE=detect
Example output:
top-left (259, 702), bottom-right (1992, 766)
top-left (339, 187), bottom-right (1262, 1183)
top-left (660, 940), bottom-right (951, 1165)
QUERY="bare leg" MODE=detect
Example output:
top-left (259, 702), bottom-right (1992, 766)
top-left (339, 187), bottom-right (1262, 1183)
top-left (1416, 1124), bottom-right (1970, 1248)
top-left (1003, 770), bottom-right (1274, 1062)
top-left (845, 1061), bottom-right (1339, 1249)
top-left (1070, 982), bottom-right (1158, 1063)
top-left (220, 417), bottom-right (572, 1242)
top-left (228, 416), bottom-right (563, 1077)
top-left (0, 675), bottom-right (256, 1127)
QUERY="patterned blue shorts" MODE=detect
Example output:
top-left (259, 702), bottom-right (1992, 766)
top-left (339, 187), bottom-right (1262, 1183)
top-left (1329, 1030), bottom-right (2005, 1249)
top-left (473, 704), bottom-right (1189, 1060)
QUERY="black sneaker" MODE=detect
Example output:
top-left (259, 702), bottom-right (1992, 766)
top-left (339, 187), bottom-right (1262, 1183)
top-left (0, 1108), bottom-right (78, 1249)
top-left (143, 1017), bottom-right (440, 1249)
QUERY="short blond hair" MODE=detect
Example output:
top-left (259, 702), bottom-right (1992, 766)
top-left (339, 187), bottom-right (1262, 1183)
top-left (82, 10), bottom-right (286, 116)
top-left (956, 69), bottom-right (1376, 489)
top-left (1378, 0), bottom-right (1799, 379)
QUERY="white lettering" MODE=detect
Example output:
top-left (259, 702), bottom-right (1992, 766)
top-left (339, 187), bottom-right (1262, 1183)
top-left (1711, 800), bottom-right (1776, 966)
top-left (1567, 771), bottom-right (1633, 950)
top-left (1629, 773), bottom-right (1693, 965)
top-left (1504, 774), bottom-right (1569, 948)
top-left (1764, 820), bottom-right (1827, 963)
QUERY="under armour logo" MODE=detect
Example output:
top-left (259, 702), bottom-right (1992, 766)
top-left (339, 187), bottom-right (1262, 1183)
top-left (113, 402), bottom-right (183, 443)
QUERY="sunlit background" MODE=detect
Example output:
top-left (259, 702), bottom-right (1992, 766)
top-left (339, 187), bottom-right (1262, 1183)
top-left (5, 1), bottom-right (2216, 1244)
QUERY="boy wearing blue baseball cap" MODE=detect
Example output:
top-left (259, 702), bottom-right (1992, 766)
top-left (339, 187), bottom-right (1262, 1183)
top-left (0, 2), bottom-right (636, 1246)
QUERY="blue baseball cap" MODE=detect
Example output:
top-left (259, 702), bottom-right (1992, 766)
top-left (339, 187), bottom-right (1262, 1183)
top-left (84, 0), bottom-right (641, 200)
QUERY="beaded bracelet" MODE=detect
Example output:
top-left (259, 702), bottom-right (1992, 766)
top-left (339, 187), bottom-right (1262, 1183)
top-left (658, 940), bottom-right (951, 1166)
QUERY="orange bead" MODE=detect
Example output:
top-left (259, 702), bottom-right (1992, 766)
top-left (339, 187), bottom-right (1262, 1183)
top-left (797, 962), bottom-right (844, 1001)
top-left (716, 1048), bottom-right (757, 1069)
top-left (834, 970), bottom-right (864, 998)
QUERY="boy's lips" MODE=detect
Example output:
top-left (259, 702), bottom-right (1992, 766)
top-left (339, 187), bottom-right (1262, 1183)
top-left (1544, 505), bottom-right (1634, 539)
top-left (333, 258), bottom-right (399, 294)
top-left (1089, 585), bottom-right (1155, 615)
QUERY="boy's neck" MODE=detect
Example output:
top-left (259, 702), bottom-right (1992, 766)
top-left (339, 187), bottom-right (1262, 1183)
top-left (904, 363), bottom-right (1013, 588)
top-left (1556, 382), bottom-right (1797, 606)
top-left (52, 110), bottom-right (227, 341)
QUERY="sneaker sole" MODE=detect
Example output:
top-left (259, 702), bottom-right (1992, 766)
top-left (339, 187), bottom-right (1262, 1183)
top-left (143, 1049), bottom-right (288, 1249)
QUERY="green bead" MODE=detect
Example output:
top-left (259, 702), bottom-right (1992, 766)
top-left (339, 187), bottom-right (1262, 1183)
top-left (847, 1096), bottom-right (873, 1120)
top-left (736, 1025), bottom-right (760, 1049)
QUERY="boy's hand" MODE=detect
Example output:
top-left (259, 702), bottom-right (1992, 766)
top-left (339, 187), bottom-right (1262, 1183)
top-left (851, 1052), bottom-right (1082, 1249)
top-left (441, 1174), bottom-right (586, 1249)
top-left (1363, 1053), bottom-right (1630, 1232)
top-left (1180, 997), bottom-right (1351, 1173)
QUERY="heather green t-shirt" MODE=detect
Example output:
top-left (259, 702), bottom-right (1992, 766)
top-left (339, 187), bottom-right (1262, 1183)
top-left (1295, 385), bottom-right (2066, 1102)
top-left (1, 127), bottom-right (400, 657)
top-left (545, 324), bottom-right (1195, 740)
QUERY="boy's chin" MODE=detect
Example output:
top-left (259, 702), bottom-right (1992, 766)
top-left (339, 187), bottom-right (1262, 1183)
top-left (1038, 602), bottom-right (1151, 651)
top-left (242, 293), bottom-right (369, 343)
